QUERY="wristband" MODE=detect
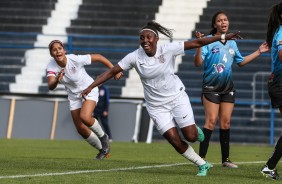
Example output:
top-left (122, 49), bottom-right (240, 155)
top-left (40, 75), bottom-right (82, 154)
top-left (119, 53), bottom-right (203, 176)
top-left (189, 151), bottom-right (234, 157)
top-left (221, 34), bottom-right (226, 40)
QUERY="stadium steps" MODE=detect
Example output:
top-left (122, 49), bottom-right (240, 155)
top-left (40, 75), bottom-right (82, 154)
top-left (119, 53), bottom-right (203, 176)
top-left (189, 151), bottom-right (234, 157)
top-left (0, 0), bottom-right (57, 93)
top-left (193, 0), bottom-right (278, 39)
top-left (65, 0), bottom-right (162, 97)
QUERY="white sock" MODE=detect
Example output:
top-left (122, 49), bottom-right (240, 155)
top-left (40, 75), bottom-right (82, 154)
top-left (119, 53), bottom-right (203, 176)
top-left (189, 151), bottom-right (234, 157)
top-left (182, 145), bottom-right (206, 166)
top-left (85, 131), bottom-right (102, 150)
top-left (89, 118), bottom-right (105, 138)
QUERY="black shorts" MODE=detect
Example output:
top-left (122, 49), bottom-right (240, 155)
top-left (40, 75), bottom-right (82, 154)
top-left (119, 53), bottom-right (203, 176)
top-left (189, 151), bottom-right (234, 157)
top-left (202, 91), bottom-right (235, 104)
top-left (268, 80), bottom-right (282, 108)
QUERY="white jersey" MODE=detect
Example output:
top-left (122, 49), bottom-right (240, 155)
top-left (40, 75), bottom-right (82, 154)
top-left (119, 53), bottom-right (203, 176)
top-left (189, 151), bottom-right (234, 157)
top-left (118, 42), bottom-right (185, 106)
top-left (46, 54), bottom-right (94, 97)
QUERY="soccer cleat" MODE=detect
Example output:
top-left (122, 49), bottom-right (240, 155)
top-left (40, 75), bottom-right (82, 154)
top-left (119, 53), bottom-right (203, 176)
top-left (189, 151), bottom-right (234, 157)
top-left (197, 161), bottom-right (212, 176)
top-left (261, 165), bottom-right (281, 180)
top-left (100, 134), bottom-right (110, 152)
top-left (96, 149), bottom-right (110, 160)
top-left (222, 159), bottom-right (238, 168)
top-left (201, 158), bottom-right (214, 168)
top-left (196, 126), bottom-right (205, 142)
top-left (96, 134), bottom-right (110, 160)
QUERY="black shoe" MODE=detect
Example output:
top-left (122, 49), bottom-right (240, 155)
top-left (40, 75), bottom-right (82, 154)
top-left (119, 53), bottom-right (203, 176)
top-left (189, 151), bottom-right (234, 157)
top-left (222, 159), bottom-right (238, 168)
top-left (261, 165), bottom-right (280, 180)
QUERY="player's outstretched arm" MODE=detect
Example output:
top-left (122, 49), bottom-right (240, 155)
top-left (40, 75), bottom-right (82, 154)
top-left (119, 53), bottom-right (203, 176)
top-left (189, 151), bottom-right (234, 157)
top-left (184, 31), bottom-right (242, 50)
top-left (81, 64), bottom-right (123, 98)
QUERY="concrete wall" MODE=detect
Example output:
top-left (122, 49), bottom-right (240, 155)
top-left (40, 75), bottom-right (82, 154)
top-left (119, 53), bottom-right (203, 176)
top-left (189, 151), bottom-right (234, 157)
top-left (0, 96), bottom-right (148, 142)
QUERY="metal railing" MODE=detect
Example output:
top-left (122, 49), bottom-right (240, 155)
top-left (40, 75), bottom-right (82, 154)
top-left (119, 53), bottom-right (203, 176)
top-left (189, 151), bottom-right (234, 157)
top-left (250, 72), bottom-right (281, 145)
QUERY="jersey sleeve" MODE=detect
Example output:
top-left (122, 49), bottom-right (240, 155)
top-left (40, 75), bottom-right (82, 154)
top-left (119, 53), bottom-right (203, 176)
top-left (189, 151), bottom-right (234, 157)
top-left (233, 41), bottom-right (244, 64)
top-left (46, 61), bottom-right (57, 77)
top-left (201, 45), bottom-right (209, 60)
top-left (276, 29), bottom-right (282, 51)
top-left (118, 52), bottom-right (136, 71)
top-left (165, 41), bottom-right (184, 56)
top-left (71, 54), bottom-right (92, 66)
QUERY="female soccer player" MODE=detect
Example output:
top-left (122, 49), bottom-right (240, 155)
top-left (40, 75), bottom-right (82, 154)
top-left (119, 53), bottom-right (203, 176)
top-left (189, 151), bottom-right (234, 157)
top-left (81, 20), bottom-right (241, 176)
top-left (47, 40), bottom-right (122, 159)
top-left (261, 2), bottom-right (282, 180)
top-left (193, 11), bottom-right (269, 168)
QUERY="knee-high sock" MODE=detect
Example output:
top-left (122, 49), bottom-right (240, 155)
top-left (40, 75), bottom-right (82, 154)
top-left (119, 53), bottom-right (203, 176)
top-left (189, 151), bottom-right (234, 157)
top-left (182, 145), bottom-right (206, 166)
top-left (220, 129), bottom-right (230, 163)
top-left (85, 131), bottom-right (102, 150)
top-left (199, 128), bottom-right (213, 158)
top-left (267, 135), bottom-right (282, 169)
top-left (89, 118), bottom-right (105, 138)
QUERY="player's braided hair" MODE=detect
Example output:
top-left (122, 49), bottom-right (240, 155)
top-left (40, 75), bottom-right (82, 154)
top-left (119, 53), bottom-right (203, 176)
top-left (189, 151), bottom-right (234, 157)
top-left (140, 20), bottom-right (174, 39)
top-left (266, 2), bottom-right (282, 46)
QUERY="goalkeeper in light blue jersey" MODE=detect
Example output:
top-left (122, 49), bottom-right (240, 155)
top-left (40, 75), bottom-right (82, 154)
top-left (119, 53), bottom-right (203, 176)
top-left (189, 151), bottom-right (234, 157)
top-left (194, 11), bottom-right (269, 169)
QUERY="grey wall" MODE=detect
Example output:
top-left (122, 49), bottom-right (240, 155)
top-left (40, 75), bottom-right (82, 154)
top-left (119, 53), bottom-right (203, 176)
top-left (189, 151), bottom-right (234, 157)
top-left (108, 101), bottom-right (142, 142)
top-left (0, 99), bottom-right (10, 138)
top-left (0, 96), bottom-right (148, 142)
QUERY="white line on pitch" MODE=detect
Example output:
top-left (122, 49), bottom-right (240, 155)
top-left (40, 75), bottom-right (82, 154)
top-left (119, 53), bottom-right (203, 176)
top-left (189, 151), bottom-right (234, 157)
top-left (0, 161), bottom-right (266, 179)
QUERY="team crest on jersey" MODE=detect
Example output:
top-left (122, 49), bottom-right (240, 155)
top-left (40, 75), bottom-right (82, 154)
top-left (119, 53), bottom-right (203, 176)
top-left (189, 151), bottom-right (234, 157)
top-left (212, 48), bottom-right (220, 53)
top-left (229, 48), bottom-right (235, 55)
top-left (70, 66), bottom-right (76, 74)
top-left (155, 54), bottom-right (165, 63)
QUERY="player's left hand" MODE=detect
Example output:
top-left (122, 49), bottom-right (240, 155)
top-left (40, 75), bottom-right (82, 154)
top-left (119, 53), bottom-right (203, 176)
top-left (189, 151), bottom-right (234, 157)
top-left (226, 31), bottom-right (243, 40)
top-left (195, 31), bottom-right (205, 39)
top-left (258, 42), bottom-right (270, 54)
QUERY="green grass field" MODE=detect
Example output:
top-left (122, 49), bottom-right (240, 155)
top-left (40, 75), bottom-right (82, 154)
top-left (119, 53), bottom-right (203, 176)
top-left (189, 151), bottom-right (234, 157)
top-left (0, 139), bottom-right (280, 184)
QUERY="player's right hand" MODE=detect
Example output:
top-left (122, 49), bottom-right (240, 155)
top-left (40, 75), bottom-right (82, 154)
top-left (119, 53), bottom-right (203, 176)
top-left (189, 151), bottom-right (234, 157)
top-left (81, 87), bottom-right (92, 100)
top-left (56, 68), bottom-right (65, 82)
top-left (114, 72), bottom-right (123, 80)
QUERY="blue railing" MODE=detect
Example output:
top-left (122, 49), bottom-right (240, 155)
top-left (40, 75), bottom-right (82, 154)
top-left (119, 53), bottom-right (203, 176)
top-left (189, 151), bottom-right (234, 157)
top-left (0, 31), bottom-right (271, 56)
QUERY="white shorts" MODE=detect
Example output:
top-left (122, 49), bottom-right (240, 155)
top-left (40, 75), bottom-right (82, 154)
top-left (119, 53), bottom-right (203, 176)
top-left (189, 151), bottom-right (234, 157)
top-left (146, 91), bottom-right (195, 135)
top-left (68, 87), bottom-right (99, 111)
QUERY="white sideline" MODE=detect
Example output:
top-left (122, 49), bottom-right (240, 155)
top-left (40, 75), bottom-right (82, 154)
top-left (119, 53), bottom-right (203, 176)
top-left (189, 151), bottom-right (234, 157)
top-left (0, 161), bottom-right (265, 179)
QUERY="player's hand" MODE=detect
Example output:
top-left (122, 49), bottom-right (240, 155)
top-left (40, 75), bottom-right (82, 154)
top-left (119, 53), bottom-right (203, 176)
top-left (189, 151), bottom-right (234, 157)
top-left (226, 31), bottom-right (243, 40)
top-left (56, 69), bottom-right (65, 82)
top-left (114, 72), bottom-right (123, 80)
top-left (195, 31), bottom-right (205, 39)
top-left (103, 111), bottom-right (108, 116)
top-left (258, 42), bottom-right (270, 54)
top-left (81, 86), bottom-right (92, 100)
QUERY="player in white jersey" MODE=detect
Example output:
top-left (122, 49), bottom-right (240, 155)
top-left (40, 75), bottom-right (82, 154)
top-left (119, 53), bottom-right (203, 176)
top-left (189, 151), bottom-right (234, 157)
top-left (81, 21), bottom-right (241, 176)
top-left (194, 11), bottom-right (269, 169)
top-left (46, 40), bottom-right (122, 160)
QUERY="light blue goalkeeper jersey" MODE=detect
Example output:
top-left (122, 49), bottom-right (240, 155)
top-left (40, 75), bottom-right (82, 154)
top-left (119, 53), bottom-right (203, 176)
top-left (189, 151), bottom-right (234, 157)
top-left (201, 36), bottom-right (244, 93)
top-left (271, 26), bottom-right (282, 83)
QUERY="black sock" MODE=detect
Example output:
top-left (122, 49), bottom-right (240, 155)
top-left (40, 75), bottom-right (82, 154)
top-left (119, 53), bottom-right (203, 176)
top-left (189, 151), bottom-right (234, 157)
top-left (267, 136), bottom-right (282, 170)
top-left (220, 129), bottom-right (230, 163)
top-left (199, 128), bottom-right (213, 158)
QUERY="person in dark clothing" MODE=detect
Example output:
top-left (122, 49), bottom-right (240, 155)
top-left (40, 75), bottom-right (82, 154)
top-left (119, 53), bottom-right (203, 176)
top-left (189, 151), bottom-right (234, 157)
top-left (93, 84), bottom-right (112, 141)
